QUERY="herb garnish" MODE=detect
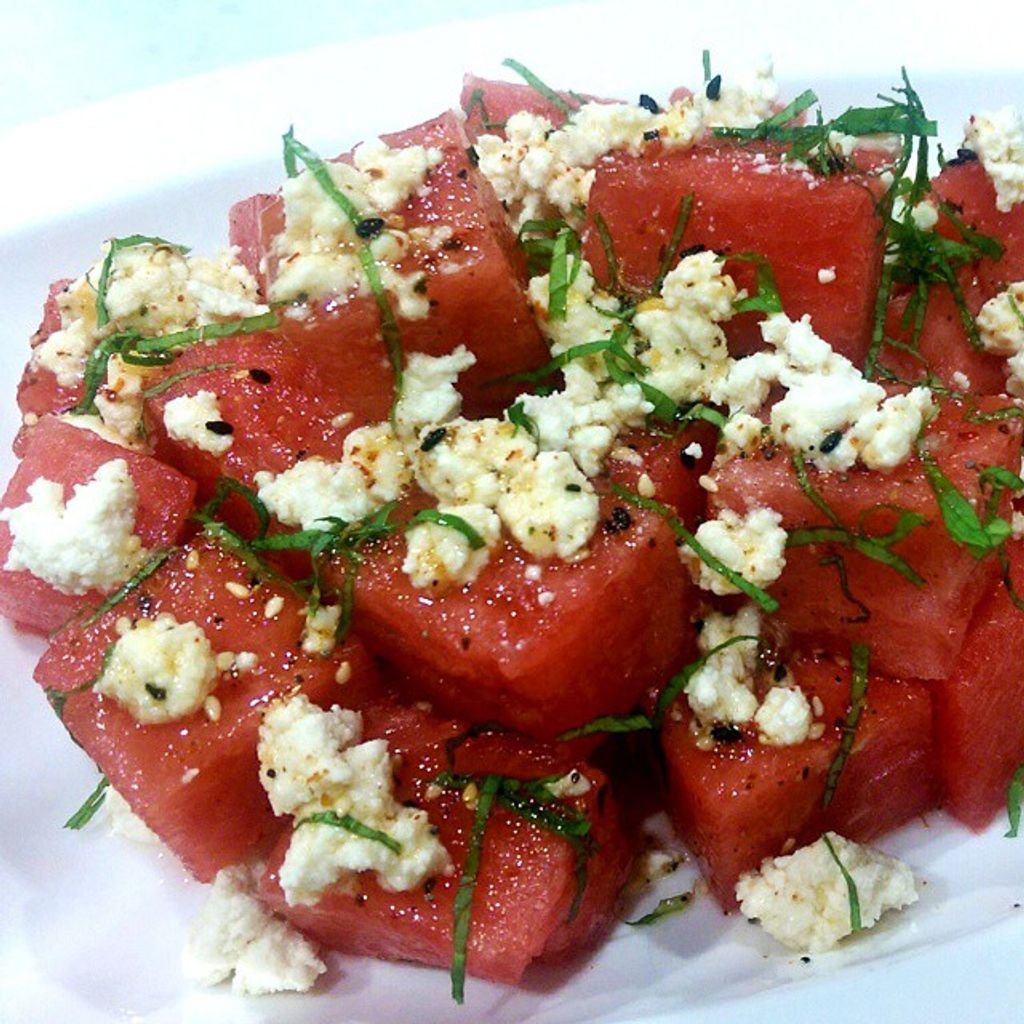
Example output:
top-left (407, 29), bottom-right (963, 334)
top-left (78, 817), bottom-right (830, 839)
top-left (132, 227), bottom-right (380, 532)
top-left (547, 226), bottom-right (584, 321)
top-left (82, 549), bottom-right (173, 627)
top-left (611, 483), bottom-right (779, 613)
top-left (461, 87), bottom-right (507, 131)
top-left (652, 193), bottom-right (695, 293)
top-left (729, 252), bottom-right (785, 315)
top-left (501, 58), bottom-right (579, 119)
top-left (406, 509), bottom-right (487, 550)
top-left (822, 833), bottom-right (862, 931)
top-left (506, 401), bottom-right (540, 442)
top-left (1005, 762), bottom-right (1024, 838)
top-left (626, 890), bottom-right (694, 926)
top-left (94, 235), bottom-right (189, 328)
top-left (558, 712), bottom-right (654, 741)
top-left (822, 644), bottom-right (870, 807)
top-left (64, 775), bottom-right (110, 830)
top-left (141, 363), bottom-right (234, 399)
top-left (296, 810), bottom-right (402, 854)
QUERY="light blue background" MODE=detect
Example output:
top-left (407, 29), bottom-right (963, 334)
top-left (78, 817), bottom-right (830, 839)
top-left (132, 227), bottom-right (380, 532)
top-left (0, 0), bottom-right (572, 130)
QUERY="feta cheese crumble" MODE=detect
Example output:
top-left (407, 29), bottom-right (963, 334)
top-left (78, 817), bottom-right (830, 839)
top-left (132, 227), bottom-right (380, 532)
top-left (257, 694), bottom-right (450, 905)
top-left (94, 613), bottom-right (220, 724)
top-left (685, 507), bottom-right (787, 596)
top-left (402, 502), bottom-right (501, 591)
top-left (163, 390), bottom-right (234, 456)
top-left (182, 861), bottom-right (326, 996)
top-left (0, 459), bottom-right (149, 595)
top-left (964, 106), bottom-right (1024, 213)
top-left (686, 605), bottom-right (761, 726)
top-left (754, 685), bottom-right (814, 746)
top-left (736, 832), bottom-right (918, 952)
top-left (394, 346), bottom-right (476, 440)
top-left (976, 282), bottom-right (1024, 395)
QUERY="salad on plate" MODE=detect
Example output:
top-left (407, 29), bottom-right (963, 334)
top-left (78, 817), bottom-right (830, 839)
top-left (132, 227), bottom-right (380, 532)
top-left (5, 53), bottom-right (1024, 1007)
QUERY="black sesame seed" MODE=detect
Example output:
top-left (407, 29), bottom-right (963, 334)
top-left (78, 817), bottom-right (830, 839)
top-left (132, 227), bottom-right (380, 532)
top-left (565, 483), bottom-right (582, 492)
top-left (678, 243), bottom-right (707, 260)
top-left (413, 276), bottom-right (428, 294)
top-left (800, 956), bottom-right (812, 964)
top-left (145, 683), bottom-right (167, 701)
top-left (355, 217), bottom-right (385, 239)
top-left (643, 129), bottom-right (660, 142)
top-left (456, 167), bottom-right (468, 179)
top-left (441, 236), bottom-right (464, 251)
top-left (949, 147), bottom-right (978, 166)
top-left (638, 93), bottom-right (660, 114)
top-left (248, 368), bottom-right (272, 384)
top-left (420, 427), bottom-right (448, 452)
top-left (820, 430), bottom-right (843, 454)
top-left (604, 506), bottom-right (632, 534)
top-left (680, 449), bottom-right (697, 469)
top-left (711, 723), bottom-right (744, 744)
top-left (266, 768), bottom-right (277, 778)
top-left (705, 74), bottom-right (722, 101)
top-left (205, 420), bottom-right (234, 436)
top-left (774, 663), bottom-right (788, 682)
top-left (466, 145), bottom-right (479, 167)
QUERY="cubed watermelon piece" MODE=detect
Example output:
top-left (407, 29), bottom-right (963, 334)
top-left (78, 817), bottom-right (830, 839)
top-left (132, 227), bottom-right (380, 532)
top-left (662, 652), bottom-right (938, 908)
top-left (227, 193), bottom-right (276, 290)
top-left (583, 143), bottom-right (886, 364)
top-left (17, 278), bottom-right (79, 432)
top-left (934, 538), bottom-right (1024, 829)
top-left (34, 538), bottom-right (380, 881)
top-left (710, 396), bottom-right (1022, 679)
top-left (233, 111), bottom-right (548, 418)
top-left (0, 417), bottom-right (196, 634)
top-left (258, 699), bottom-right (631, 986)
top-left (349, 482), bottom-right (695, 741)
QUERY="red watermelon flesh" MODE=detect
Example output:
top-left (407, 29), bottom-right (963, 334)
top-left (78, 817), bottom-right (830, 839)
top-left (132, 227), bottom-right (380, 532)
top-left (934, 538), bottom-right (1024, 829)
top-left (583, 143), bottom-right (885, 365)
top-left (228, 193), bottom-right (276, 291)
top-left (0, 416), bottom-right (196, 634)
top-left (259, 699), bottom-right (631, 985)
top-left (662, 652), bottom-right (937, 908)
top-left (237, 111), bottom-right (547, 418)
top-left (349, 482), bottom-right (695, 741)
top-left (34, 538), bottom-right (379, 881)
top-left (710, 396), bottom-right (1023, 679)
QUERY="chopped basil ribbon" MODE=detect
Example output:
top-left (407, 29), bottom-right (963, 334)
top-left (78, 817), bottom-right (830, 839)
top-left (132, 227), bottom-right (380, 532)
top-left (82, 548), bottom-right (174, 626)
top-left (296, 810), bottom-right (402, 854)
top-left (701, 49), bottom-right (712, 83)
top-left (406, 509), bottom-right (487, 550)
top-left (728, 252), bottom-right (785, 315)
top-left (626, 890), bottom-right (694, 927)
top-left (1005, 763), bottom-right (1024, 838)
top-left (501, 58), bottom-right (579, 118)
top-left (823, 644), bottom-right (870, 808)
top-left (611, 483), bottom-right (780, 614)
top-left (518, 219), bottom-right (580, 278)
top-left (94, 235), bottom-right (189, 328)
top-left (499, 333), bottom-right (639, 385)
top-left (713, 88), bottom-right (819, 144)
top-left (591, 211), bottom-right (621, 293)
top-left (652, 193), bottom-right (694, 293)
top-left (788, 453), bottom-right (927, 587)
top-left (45, 642), bottom-right (117, 721)
top-left (461, 87), bottom-right (506, 131)
top-left (450, 772), bottom-right (500, 1005)
top-left (64, 775), bottom-right (110, 830)
top-left (822, 833), bottom-right (862, 931)
top-left (916, 440), bottom-right (1012, 560)
top-left (546, 227), bottom-right (583, 322)
top-left (506, 401), bottom-right (540, 442)
top-left (142, 362), bottom-right (234, 399)
top-left (281, 129), bottom-right (405, 419)
top-left (558, 712), bottom-right (654, 741)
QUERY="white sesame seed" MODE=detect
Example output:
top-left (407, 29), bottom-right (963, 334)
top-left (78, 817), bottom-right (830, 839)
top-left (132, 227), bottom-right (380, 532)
top-left (225, 581), bottom-right (250, 600)
top-left (263, 595), bottom-right (285, 619)
top-left (203, 695), bottom-right (222, 722)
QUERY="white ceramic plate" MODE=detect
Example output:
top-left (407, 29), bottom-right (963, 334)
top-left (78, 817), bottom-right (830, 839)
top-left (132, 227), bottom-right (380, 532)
top-left (1, 3), bottom-right (1022, 1021)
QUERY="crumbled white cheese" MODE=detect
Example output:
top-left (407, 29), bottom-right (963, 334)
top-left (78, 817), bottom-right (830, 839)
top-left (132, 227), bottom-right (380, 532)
top-left (976, 279), bottom-right (1024, 393)
top-left (546, 770), bottom-right (592, 799)
top-left (94, 354), bottom-right (147, 446)
top-left (685, 507), bottom-right (787, 596)
top-left (163, 389), bottom-right (234, 456)
top-left (497, 450), bottom-right (600, 560)
top-left (182, 861), bottom-right (326, 995)
top-left (301, 604), bottom-right (342, 657)
top-left (269, 141), bottom-right (442, 307)
top-left (402, 503), bottom-right (501, 591)
top-left (257, 694), bottom-right (450, 904)
top-left (0, 458), bottom-right (149, 595)
top-left (736, 832), bottom-right (918, 952)
top-left (964, 106), bottom-right (1024, 213)
top-left (720, 413), bottom-right (766, 458)
top-left (394, 346), bottom-right (476, 440)
top-left (94, 613), bottom-right (220, 724)
top-left (105, 787), bottom-right (159, 844)
top-left (256, 424), bottom-right (411, 529)
top-left (755, 686), bottom-right (813, 746)
top-left (817, 267), bottom-right (837, 284)
top-left (32, 244), bottom-right (266, 387)
top-left (710, 313), bottom-right (935, 471)
top-left (687, 605), bottom-right (761, 726)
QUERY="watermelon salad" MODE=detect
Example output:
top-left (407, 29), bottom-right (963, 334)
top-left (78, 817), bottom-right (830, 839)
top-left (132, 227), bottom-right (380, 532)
top-left (7, 54), bottom-right (1024, 1003)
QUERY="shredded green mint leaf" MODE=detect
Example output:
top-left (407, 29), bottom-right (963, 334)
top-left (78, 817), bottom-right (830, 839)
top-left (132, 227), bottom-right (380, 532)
top-left (296, 810), bottom-right (402, 854)
top-left (82, 549), bottom-right (174, 626)
top-left (729, 252), bottom-right (785, 315)
top-left (64, 775), bottom-right (110, 830)
top-left (406, 509), bottom-right (487, 550)
top-left (591, 211), bottom-right (621, 294)
top-left (611, 483), bottom-right (780, 614)
top-left (506, 401), bottom-right (540, 442)
top-left (462, 87), bottom-right (506, 131)
top-left (626, 890), bottom-right (694, 927)
top-left (357, 245), bottom-right (405, 423)
top-left (142, 363), bottom-right (234, 399)
top-left (557, 713), bottom-right (654, 741)
top-left (1006, 762), bottom-right (1024, 838)
top-left (652, 193), bottom-right (695, 293)
top-left (282, 126), bottom-right (363, 224)
top-left (94, 235), bottom-right (188, 328)
top-left (546, 227), bottom-right (583, 322)
top-left (501, 58), bottom-right (579, 118)
top-left (822, 833), bottom-right (862, 931)
top-left (713, 89), bottom-right (819, 144)
top-left (823, 644), bottom-right (870, 807)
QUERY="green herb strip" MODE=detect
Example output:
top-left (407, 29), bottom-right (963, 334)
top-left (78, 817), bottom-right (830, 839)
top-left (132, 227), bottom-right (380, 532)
top-left (82, 548), bottom-right (173, 626)
top-left (142, 363), bottom-right (234, 399)
top-left (94, 235), bottom-right (188, 328)
top-left (823, 644), bottom-right (870, 808)
top-left (822, 833), bottom-right (862, 931)
top-left (506, 401), bottom-right (540, 442)
top-left (501, 58), bottom-right (579, 118)
top-left (406, 509), bottom-right (486, 550)
top-left (591, 211), bottom-right (620, 294)
top-left (558, 712), bottom-right (654, 741)
top-left (626, 890), bottom-right (694, 927)
top-left (546, 227), bottom-right (583, 322)
top-left (1006, 762), bottom-right (1024, 838)
top-left (611, 483), bottom-right (779, 614)
top-left (652, 193), bottom-right (694, 293)
top-left (729, 252), bottom-right (784, 316)
top-left (64, 775), bottom-right (110, 830)
top-left (450, 773), bottom-right (500, 1004)
top-left (296, 810), bottom-right (402, 854)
